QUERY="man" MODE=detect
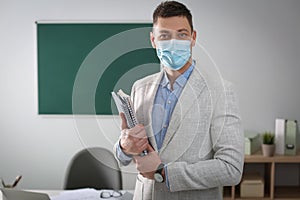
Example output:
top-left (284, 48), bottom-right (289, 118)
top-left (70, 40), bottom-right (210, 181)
top-left (114, 1), bottom-right (244, 199)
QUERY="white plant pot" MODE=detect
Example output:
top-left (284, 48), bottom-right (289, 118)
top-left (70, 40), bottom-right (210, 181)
top-left (262, 144), bottom-right (275, 157)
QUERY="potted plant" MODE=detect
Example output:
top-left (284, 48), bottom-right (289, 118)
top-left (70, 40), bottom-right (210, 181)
top-left (261, 132), bottom-right (275, 157)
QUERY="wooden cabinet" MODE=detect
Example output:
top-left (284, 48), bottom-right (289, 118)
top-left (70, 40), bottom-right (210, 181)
top-left (223, 151), bottom-right (300, 200)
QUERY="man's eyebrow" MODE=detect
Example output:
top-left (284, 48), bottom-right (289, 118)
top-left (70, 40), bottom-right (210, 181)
top-left (153, 29), bottom-right (190, 34)
top-left (158, 30), bottom-right (171, 33)
top-left (177, 28), bottom-right (189, 32)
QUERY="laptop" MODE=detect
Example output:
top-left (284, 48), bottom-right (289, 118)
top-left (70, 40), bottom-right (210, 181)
top-left (0, 188), bottom-right (50, 200)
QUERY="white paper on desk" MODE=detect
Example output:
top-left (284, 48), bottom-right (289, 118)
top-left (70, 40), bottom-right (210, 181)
top-left (50, 188), bottom-right (131, 200)
top-left (50, 188), bottom-right (99, 200)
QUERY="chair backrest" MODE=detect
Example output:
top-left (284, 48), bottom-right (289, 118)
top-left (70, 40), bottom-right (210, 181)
top-left (64, 147), bottom-right (122, 190)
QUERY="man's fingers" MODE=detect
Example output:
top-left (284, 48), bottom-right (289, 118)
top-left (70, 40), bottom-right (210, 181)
top-left (134, 129), bottom-right (147, 139)
top-left (136, 139), bottom-right (149, 153)
top-left (120, 112), bottom-right (128, 130)
top-left (136, 138), bottom-right (148, 146)
top-left (146, 144), bottom-right (155, 152)
top-left (126, 126), bottom-right (146, 139)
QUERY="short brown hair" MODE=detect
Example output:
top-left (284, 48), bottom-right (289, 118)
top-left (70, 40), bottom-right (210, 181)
top-left (153, 1), bottom-right (193, 32)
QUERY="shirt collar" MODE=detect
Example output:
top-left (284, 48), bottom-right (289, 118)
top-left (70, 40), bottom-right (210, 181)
top-left (161, 60), bottom-right (195, 89)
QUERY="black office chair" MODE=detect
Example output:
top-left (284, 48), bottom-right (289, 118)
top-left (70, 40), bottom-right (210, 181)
top-left (64, 147), bottom-right (122, 190)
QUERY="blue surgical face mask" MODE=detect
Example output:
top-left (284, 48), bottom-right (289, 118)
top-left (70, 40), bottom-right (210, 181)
top-left (155, 39), bottom-right (191, 71)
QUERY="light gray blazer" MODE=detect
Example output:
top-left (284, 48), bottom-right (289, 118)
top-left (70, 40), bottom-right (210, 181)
top-left (115, 62), bottom-right (244, 200)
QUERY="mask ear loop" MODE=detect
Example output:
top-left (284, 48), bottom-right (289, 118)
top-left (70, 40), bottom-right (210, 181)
top-left (154, 41), bottom-right (164, 72)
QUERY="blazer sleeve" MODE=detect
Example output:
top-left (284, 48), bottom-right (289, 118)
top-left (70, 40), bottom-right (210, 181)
top-left (166, 82), bottom-right (244, 192)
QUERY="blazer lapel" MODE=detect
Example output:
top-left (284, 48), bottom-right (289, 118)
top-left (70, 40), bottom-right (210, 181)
top-left (159, 66), bottom-right (207, 154)
top-left (143, 71), bottom-right (164, 152)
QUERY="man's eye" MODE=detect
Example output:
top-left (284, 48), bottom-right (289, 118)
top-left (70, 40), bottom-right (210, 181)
top-left (178, 33), bottom-right (188, 39)
top-left (159, 34), bottom-right (170, 40)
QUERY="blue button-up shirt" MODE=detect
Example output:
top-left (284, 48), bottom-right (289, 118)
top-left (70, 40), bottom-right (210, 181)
top-left (152, 62), bottom-right (194, 151)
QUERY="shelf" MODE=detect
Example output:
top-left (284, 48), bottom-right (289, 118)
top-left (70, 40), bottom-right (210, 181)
top-left (223, 186), bottom-right (232, 198)
top-left (224, 152), bottom-right (300, 199)
top-left (245, 151), bottom-right (274, 163)
top-left (245, 151), bottom-right (300, 163)
top-left (274, 186), bottom-right (300, 199)
top-left (234, 192), bottom-right (271, 200)
top-left (272, 154), bottom-right (300, 163)
top-left (235, 198), bottom-right (271, 200)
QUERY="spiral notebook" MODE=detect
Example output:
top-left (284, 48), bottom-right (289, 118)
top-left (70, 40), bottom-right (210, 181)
top-left (111, 89), bottom-right (138, 128)
top-left (111, 89), bottom-right (147, 156)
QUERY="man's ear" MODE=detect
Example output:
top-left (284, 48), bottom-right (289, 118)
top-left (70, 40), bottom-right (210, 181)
top-left (191, 30), bottom-right (197, 47)
top-left (150, 32), bottom-right (156, 48)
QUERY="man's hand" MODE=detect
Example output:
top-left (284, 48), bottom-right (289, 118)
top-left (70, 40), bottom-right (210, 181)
top-left (134, 144), bottom-right (162, 179)
top-left (119, 113), bottom-right (148, 156)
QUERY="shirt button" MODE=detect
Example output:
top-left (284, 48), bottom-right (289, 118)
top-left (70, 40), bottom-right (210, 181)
top-left (163, 124), bottom-right (168, 128)
top-left (168, 100), bottom-right (171, 104)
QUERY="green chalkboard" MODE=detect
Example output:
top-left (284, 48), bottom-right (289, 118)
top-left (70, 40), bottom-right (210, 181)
top-left (37, 22), bottom-right (160, 114)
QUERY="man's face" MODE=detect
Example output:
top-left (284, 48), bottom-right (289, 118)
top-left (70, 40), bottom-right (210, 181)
top-left (151, 16), bottom-right (196, 48)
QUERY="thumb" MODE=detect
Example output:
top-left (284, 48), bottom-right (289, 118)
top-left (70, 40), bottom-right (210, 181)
top-left (120, 112), bottom-right (128, 130)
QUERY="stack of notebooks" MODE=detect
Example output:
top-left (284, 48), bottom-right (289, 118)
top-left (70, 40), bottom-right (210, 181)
top-left (111, 89), bottom-right (138, 128)
top-left (111, 89), bottom-right (147, 156)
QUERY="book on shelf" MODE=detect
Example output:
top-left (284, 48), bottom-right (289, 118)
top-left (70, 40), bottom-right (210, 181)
top-left (275, 118), bottom-right (286, 155)
top-left (285, 119), bottom-right (299, 155)
top-left (275, 118), bottom-right (300, 155)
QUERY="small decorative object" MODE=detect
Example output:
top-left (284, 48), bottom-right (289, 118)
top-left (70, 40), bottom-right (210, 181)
top-left (244, 132), bottom-right (261, 155)
top-left (262, 132), bottom-right (275, 157)
top-left (240, 173), bottom-right (264, 197)
top-left (0, 175), bottom-right (22, 188)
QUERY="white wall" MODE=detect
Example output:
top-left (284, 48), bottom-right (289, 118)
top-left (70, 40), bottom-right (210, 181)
top-left (0, 0), bottom-right (299, 190)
